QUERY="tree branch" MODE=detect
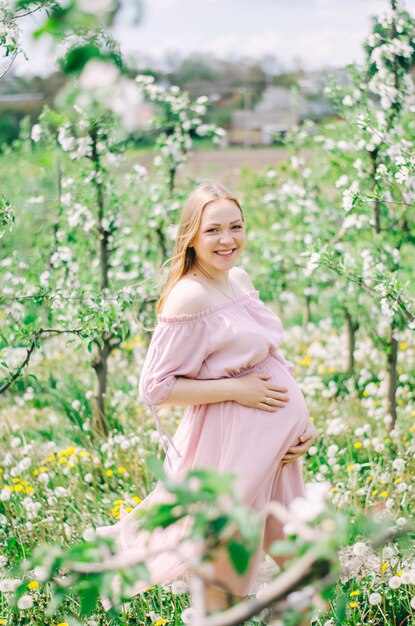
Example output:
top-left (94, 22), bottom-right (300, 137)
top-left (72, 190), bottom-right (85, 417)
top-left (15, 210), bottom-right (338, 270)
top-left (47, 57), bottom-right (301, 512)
top-left (0, 327), bottom-right (84, 394)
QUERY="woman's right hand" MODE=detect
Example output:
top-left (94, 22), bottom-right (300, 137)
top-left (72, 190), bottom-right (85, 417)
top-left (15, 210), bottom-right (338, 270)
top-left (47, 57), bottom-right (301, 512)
top-left (231, 372), bottom-right (289, 412)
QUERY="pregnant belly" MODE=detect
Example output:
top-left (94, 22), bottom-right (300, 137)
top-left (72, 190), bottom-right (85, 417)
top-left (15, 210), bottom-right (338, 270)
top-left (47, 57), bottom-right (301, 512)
top-left (169, 352), bottom-right (310, 483)
top-left (234, 351), bottom-right (309, 422)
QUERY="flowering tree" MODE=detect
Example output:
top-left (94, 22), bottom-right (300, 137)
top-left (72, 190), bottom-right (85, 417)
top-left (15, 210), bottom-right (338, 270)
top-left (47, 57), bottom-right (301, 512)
top-left (243, 0), bottom-right (415, 424)
top-left (309, 0), bottom-right (415, 425)
top-left (0, 72), bottom-right (225, 441)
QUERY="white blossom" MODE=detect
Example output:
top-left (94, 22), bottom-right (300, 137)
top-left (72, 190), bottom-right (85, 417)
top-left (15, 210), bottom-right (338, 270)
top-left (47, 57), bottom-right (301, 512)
top-left (17, 594), bottom-right (33, 609)
top-left (369, 592), bottom-right (382, 605)
top-left (31, 124), bottom-right (41, 142)
top-left (389, 576), bottom-right (401, 589)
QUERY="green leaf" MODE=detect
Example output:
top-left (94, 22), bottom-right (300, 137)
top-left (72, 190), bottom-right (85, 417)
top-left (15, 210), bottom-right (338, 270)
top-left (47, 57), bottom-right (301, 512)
top-left (140, 503), bottom-right (184, 530)
top-left (227, 540), bottom-right (251, 575)
top-left (268, 540), bottom-right (296, 557)
top-left (79, 583), bottom-right (99, 616)
top-left (60, 45), bottom-right (122, 74)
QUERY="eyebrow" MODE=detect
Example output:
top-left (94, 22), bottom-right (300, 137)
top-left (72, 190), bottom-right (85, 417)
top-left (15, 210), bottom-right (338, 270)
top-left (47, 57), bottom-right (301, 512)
top-left (205, 219), bottom-right (243, 227)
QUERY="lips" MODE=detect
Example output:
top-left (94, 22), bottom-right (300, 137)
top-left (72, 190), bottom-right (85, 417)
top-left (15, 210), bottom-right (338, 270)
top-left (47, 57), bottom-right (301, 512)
top-left (214, 249), bottom-right (236, 256)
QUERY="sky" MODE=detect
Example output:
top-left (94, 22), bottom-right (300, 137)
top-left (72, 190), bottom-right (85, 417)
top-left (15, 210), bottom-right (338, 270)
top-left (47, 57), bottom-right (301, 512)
top-left (12, 0), bottom-right (393, 77)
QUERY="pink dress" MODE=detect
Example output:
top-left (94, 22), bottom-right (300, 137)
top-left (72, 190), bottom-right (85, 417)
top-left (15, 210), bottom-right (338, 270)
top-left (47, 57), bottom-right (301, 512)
top-left (95, 289), bottom-right (313, 598)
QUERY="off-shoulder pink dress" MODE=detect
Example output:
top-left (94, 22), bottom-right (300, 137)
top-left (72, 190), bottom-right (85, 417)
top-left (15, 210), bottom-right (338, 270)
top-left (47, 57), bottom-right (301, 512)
top-left (95, 289), bottom-right (313, 599)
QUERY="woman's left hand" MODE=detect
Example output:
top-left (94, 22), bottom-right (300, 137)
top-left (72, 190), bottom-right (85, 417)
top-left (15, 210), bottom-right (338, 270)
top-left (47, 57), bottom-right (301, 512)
top-left (281, 424), bottom-right (317, 465)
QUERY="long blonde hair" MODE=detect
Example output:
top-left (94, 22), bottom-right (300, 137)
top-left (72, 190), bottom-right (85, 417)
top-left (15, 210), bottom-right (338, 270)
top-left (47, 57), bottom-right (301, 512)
top-left (156, 180), bottom-right (244, 315)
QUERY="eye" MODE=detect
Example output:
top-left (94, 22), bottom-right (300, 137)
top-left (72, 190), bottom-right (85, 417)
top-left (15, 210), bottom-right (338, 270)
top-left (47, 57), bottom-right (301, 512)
top-left (206, 228), bottom-right (218, 233)
top-left (232, 225), bottom-right (242, 229)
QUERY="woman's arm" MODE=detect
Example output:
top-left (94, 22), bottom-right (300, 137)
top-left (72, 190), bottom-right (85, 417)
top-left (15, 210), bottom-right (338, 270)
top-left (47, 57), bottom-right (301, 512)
top-left (163, 372), bottom-right (289, 412)
top-left (163, 377), bottom-right (237, 406)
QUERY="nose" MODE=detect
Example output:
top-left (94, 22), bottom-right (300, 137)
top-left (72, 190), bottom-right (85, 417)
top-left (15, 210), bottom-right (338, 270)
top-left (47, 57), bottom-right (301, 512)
top-left (219, 230), bottom-right (234, 244)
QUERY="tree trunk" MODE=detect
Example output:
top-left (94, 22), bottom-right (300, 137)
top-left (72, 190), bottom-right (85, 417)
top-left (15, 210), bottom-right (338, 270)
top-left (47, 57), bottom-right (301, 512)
top-left (385, 319), bottom-right (398, 427)
top-left (168, 165), bottom-right (177, 196)
top-left (369, 148), bottom-right (381, 234)
top-left (155, 225), bottom-right (168, 264)
top-left (303, 295), bottom-right (311, 326)
top-left (91, 340), bottom-right (111, 438)
top-left (344, 307), bottom-right (358, 376)
top-left (90, 123), bottom-right (111, 436)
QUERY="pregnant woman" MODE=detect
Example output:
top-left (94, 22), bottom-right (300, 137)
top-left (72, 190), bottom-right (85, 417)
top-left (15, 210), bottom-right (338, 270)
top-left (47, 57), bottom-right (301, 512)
top-left (95, 180), bottom-right (317, 613)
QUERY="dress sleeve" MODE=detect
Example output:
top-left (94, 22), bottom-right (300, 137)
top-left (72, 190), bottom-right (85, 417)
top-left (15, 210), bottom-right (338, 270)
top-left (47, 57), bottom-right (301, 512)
top-left (272, 350), bottom-right (295, 377)
top-left (138, 317), bottom-right (210, 466)
top-left (138, 317), bottom-right (210, 406)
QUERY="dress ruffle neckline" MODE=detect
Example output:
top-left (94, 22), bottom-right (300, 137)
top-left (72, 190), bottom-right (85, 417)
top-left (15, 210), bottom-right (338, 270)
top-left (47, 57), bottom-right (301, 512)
top-left (157, 289), bottom-right (260, 323)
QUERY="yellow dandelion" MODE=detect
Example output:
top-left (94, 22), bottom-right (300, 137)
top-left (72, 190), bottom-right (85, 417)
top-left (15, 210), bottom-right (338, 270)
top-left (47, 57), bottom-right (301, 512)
top-left (331, 487), bottom-right (339, 493)
top-left (380, 491), bottom-right (388, 498)
top-left (79, 451), bottom-right (90, 457)
top-left (362, 390), bottom-right (369, 397)
top-left (12, 477), bottom-right (20, 483)
top-left (154, 619), bottom-right (169, 626)
top-left (58, 457), bottom-right (67, 464)
top-left (0, 468), bottom-right (3, 474)
top-left (372, 489), bottom-right (378, 496)
top-left (117, 467), bottom-right (126, 474)
top-left (350, 590), bottom-right (360, 597)
top-left (14, 484), bottom-right (24, 492)
top-left (354, 442), bottom-right (363, 449)
top-left (298, 354), bottom-right (311, 366)
top-left (347, 464), bottom-right (355, 472)
top-left (400, 342), bottom-right (407, 350)
top-left (327, 366), bottom-right (335, 373)
top-left (27, 580), bottom-right (39, 590)
top-left (397, 570), bottom-right (403, 576)
top-left (349, 602), bottom-right (359, 608)
top-left (381, 563), bottom-right (389, 574)
top-left (25, 486), bottom-right (35, 494)
top-left (0, 620), bottom-right (6, 625)
top-left (367, 476), bottom-right (373, 481)
top-left (106, 469), bottom-right (113, 477)
top-left (132, 496), bottom-right (142, 504)
top-left (124, 342), bottom-right (135, 351)
top-left (395, 477), bottom-right (402, 484)
top-left (124, 507), bottom-right (133, 513)
top-left (57, 622), bottom-right (70, 626)
top-left (114, 499), bottom-right (125, 505)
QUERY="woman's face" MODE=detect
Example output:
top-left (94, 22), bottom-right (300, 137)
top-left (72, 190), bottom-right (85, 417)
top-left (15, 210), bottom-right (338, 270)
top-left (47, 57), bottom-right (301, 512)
top-left (190, 198), bottom-right (246, 277)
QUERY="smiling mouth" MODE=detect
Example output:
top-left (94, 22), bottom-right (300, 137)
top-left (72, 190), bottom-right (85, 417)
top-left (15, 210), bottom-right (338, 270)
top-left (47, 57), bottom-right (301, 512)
top-left (214, 249), bottom-right (236, 256)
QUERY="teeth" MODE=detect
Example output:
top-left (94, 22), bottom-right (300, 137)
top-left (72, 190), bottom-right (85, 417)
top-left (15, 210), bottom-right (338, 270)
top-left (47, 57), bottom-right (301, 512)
top-left (216, 250), bottom-right (234, 256)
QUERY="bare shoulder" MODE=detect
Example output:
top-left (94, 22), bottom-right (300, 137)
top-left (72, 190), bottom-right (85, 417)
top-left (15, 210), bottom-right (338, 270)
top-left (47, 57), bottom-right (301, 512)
top-left (230, 266), bottom-right (256, 292)
top-left (160, 279), bottom-right (211, 316)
